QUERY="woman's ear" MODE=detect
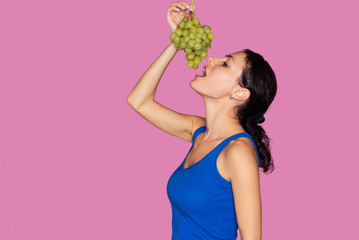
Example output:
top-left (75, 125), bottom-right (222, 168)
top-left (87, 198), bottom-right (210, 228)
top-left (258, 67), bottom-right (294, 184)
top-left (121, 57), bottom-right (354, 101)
top-left (233, 89), bottom-right (250, 101)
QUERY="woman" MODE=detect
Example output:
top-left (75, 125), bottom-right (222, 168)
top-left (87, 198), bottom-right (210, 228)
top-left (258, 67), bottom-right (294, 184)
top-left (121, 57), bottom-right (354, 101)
top-left (127, 1), bottom-right (277, 239)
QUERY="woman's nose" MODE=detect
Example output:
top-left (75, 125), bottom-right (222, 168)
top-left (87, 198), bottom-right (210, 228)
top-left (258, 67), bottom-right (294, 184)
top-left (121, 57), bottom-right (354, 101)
top-left (208, 57), bottom-right (214, 66)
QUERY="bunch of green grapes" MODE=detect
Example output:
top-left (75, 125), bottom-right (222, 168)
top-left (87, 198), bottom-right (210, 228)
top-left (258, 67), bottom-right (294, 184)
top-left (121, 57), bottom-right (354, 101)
top-left (170, 13), bottom-right (214, 69)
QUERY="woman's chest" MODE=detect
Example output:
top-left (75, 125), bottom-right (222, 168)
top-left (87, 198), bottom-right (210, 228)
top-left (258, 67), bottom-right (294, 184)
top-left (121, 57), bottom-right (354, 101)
top-left (183, 142), bottom-right (218, 169)
top-left (183, 142), bottom-right (232, 182)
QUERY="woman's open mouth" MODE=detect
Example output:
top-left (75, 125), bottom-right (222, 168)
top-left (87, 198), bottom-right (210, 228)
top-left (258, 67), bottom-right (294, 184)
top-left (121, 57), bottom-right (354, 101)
top-left (198, 66), bottom-right (207, 77)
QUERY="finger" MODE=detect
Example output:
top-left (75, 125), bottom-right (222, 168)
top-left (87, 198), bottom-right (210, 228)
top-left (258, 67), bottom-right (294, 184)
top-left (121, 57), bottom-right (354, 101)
top-left (167, 7), bottom-right (181, 17)
top-left (177, 1), bottom-right (193, 11)
top-left (168, 6), bottom-right (181, 13)
top-left (171, 2), bottom-right (184, 8)
top-left (171, 2), bottom-right (186, 10)
top-left (178, 1), bottom-right (190, 8)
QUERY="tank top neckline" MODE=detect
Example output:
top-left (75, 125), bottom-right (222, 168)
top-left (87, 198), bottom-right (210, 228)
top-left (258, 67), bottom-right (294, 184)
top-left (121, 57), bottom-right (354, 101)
top-left (181, 126), bottom-right (251, 171)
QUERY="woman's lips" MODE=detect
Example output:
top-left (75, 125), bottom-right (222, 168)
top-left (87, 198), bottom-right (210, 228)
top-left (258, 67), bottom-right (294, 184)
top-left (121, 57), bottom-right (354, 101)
top-left (195, 66), bottom-right (207, 78)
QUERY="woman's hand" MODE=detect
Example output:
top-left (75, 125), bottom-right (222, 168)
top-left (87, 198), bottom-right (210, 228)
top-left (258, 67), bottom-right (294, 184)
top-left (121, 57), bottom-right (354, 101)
top-left (167, 1), bottom-right (195, 33)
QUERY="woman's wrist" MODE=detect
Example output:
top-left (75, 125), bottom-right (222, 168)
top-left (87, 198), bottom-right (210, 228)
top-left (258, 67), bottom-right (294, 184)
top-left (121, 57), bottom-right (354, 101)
top-left (168, 41), bottom-right (178, 53)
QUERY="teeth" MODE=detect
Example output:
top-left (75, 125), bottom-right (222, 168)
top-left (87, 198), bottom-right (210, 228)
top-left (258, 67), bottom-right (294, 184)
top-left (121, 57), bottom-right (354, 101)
top-left (202, 67), bottom-right (206, 76)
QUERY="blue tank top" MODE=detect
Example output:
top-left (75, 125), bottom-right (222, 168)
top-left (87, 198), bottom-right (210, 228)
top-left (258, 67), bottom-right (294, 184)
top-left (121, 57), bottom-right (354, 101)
top-left (166, 126), bottom-right (260, 240)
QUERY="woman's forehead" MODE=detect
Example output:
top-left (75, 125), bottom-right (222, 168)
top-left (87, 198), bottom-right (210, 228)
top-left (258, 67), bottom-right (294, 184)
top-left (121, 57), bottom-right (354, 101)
top-left (230, 51), bottom-right (247, 67)
top-left (231, 51), bottom-right (246, 59)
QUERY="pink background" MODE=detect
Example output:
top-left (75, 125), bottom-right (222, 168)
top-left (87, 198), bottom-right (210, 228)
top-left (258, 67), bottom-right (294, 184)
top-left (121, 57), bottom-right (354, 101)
top-left (1, 0), bottom-right (358, 239)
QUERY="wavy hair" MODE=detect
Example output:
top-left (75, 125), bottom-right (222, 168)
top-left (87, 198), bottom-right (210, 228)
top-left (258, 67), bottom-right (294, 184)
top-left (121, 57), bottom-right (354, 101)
top-left (234, 49), bottom-right (277, 174)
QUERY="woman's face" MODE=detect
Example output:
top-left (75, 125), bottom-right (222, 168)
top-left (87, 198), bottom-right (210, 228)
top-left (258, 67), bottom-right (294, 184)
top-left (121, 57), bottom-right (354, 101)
top-left (190, 51), bottom-right (247, 99)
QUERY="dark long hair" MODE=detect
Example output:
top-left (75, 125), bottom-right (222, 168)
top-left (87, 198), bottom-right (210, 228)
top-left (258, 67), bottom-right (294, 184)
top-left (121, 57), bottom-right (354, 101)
top-left (234, 49), bottom-right (277, 174)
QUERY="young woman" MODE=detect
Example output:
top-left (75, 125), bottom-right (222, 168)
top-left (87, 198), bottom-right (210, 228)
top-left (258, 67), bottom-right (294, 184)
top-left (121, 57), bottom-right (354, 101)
top-left (127, 1), bottom-right (277, 239)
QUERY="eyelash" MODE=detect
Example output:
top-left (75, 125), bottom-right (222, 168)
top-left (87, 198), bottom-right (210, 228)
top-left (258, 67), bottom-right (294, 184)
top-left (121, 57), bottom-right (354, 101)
top-left (222, 61), bottom-right (228, 67)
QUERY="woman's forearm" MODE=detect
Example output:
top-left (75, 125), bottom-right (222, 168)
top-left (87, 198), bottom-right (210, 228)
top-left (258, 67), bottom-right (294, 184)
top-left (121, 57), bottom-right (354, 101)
top-left (127, 41), bottom-right (178, 108)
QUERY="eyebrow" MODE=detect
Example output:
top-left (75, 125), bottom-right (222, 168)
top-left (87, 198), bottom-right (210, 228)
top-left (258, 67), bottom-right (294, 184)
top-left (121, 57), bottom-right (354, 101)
top-left (225, 54), bottom-right (234, 63)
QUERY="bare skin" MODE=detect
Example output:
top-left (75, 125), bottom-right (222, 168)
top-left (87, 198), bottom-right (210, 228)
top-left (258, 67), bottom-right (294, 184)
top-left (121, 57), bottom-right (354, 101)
top-left (128, 1), bottom-right (262, 239)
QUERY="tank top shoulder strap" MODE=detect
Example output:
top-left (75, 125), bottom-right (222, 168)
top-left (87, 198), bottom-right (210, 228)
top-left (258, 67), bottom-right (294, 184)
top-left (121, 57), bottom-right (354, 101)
top-left (211, 132), bottom-right (260, 167)
top-left (192, 125), bottom-right (206, 143)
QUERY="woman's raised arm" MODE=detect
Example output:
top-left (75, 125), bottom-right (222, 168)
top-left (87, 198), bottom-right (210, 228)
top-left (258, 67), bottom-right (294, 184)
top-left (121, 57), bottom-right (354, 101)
top-left (127, 1), bottom-right (204, 143)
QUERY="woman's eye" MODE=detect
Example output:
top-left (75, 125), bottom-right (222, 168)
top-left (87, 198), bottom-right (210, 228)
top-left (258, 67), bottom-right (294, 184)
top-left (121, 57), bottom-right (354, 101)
top-left (222, 61), bottom-right (228, 66)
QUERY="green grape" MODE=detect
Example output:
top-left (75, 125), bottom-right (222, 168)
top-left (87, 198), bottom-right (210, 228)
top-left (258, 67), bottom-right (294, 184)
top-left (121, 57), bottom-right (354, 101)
top-left (194, 56), bottom-right (201, 65)
top-left (175, 28), bottom-right (183, 36)
top-left (203, 38), bottom-right (210, 44)
top-left (170, 33), bottom-right (177, 41)
top-left (183, 36), bottom-right (190, 43)
top-left (189, 33), bottom-right (196, 40)
top-left (195, 37), bottom-right (202, 43)
top-left (185, 21), bottom-right (193, 29)
top-left (190, 27), bottom-right (197, 34)
top-left (182, 29), bottom-right (189, 37)
top-left (179, 39), bottom-right (184, 47)
top-left (193, 64), bottom-right (199, 69)
top-left (179, 21), bottom-right (186, 29)
top-left (193, 18), bottom-right (200, 27)
top-left (185, 54), bottom-right (191, 61)
top-left (204, 25), bottom-right (211, 34)
top-left (194, 43), bottom-right (202, 50)
top-left (185, 47), bottom-right (192, 54)
top-left (197, 28), bottom-right (205, 34)
top-left (201, 51), bottom-right (207, 58)
top-left (208, 33), bottom-right (215, 40)
top-left (187, 60), bottom-right (194, 68)
top-left (195, 50), bottom-right (202, 56)
top-left (188, 40), bottom-right (196, 48)
top-left (196, 33), bottom-right (203, 39)
top-left (174, 35), bottom-right (180, 43)
top-left (180, 41), bottom-right (187, 49)
top-left (188, 52), bottom-right (195, 60)
top-left (174, 41), bottom-right (180, 48)
top-left (202, 33), bottom-right (208, 40)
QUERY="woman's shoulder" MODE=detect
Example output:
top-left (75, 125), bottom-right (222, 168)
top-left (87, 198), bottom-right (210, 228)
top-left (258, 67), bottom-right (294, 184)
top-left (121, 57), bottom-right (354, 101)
top-left (223, 138), bottom-right (259, 174)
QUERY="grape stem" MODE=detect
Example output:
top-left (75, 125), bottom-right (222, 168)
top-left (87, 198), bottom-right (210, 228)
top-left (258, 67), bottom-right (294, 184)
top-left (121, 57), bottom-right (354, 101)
top-left (190, 0), bottom-right (194, 19)
top-left (187, 10), bottom-right (194, 20)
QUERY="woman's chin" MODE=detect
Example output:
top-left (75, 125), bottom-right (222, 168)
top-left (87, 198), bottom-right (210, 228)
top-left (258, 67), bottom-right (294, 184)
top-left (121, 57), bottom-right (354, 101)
top-left (190, 78), bottom-right (203, 92)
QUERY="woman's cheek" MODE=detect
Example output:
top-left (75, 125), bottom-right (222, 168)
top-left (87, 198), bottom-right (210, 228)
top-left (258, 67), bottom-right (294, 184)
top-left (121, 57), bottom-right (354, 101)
top-left (204, 78), bottom-right (232, 98)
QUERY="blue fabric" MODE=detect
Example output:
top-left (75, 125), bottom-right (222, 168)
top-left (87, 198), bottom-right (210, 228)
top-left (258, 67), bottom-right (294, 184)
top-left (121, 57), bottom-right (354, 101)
top-left (166, 126), bottom-right (260, 240)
